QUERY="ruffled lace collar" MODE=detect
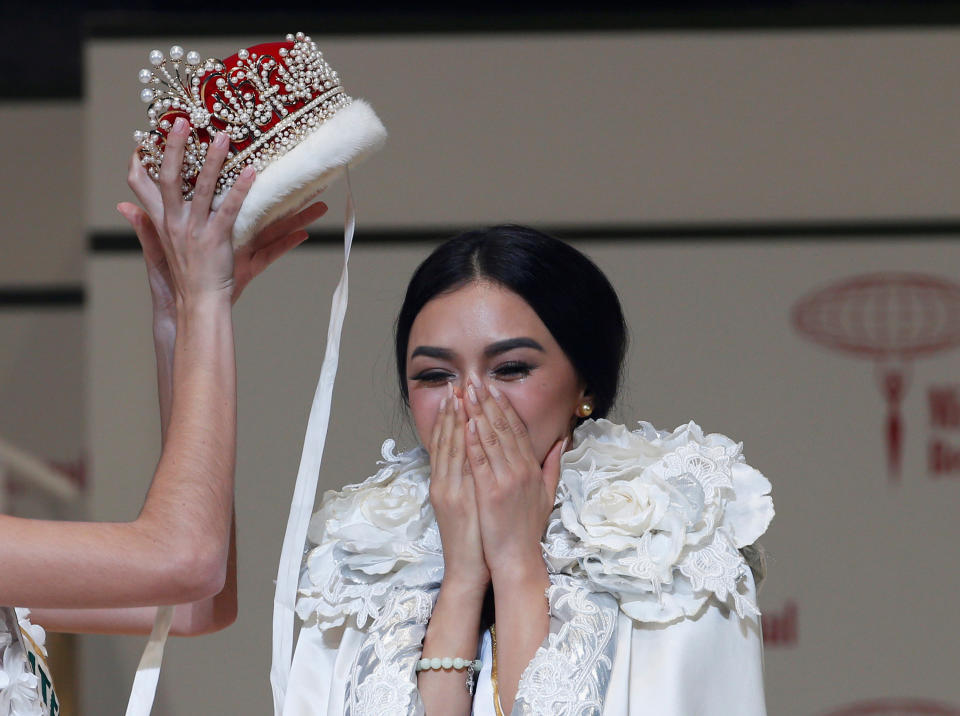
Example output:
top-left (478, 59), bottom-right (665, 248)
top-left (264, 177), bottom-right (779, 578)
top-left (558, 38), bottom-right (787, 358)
top-left (298, 420), bottom-right (774, 630)
top-left (297, 440), bottom-right (443, 630)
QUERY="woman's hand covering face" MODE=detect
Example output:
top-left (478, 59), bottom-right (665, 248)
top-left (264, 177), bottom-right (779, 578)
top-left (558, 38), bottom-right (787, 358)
top-left (427, 384), bottom-right (490, 593)
top-left (426, 377), bottom-right (566, 588)
top-left (462, 376), bottom-right (566, 581)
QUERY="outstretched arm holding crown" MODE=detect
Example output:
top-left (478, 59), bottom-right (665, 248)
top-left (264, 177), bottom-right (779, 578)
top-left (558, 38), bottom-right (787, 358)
top-left (5, 116), bottom-right (326, 637)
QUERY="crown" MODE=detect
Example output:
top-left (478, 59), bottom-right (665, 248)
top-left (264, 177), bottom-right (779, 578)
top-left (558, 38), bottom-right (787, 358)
top-left (133, 32), bottom-right (386, 244)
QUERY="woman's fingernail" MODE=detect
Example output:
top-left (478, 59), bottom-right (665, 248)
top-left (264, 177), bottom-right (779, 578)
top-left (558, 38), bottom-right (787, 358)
top-left (454, 397), bottom-right (461, 412)
top-left (214, 132), bottom-right (228, 147)
top-left (487, 382), bottom-right (502, 400)
top-left (173, 117), bottom-right (186, 133)
top-left (446, 382), bottom-right (454, 398)
top-left (240, 165), bottom-right (255, 179)
top-left (439, 397), bottom-right (448, 412)
top-left (467, 384), bottom-right (478, 404)
top-left (468, 418), bottom-right (477, 434)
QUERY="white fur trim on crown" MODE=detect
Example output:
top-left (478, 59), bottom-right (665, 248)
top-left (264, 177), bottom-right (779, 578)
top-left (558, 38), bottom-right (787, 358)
top-left (213, 98), bottom-right (386, 246)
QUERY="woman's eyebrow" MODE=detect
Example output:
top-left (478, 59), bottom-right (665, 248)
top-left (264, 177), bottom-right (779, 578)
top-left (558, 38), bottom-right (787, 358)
top-left (410, 345), bottom-right (456, 360)
top-left (484, 337), bottom-right (545, 357)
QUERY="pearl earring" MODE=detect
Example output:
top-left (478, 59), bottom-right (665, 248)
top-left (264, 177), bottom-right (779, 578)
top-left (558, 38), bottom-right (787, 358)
top-left (576, 401), bottom-right (593, 418)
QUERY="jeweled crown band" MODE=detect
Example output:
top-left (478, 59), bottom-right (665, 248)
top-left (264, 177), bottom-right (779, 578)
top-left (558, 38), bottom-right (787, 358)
top-left (134, 32), bottom-right (352, 200)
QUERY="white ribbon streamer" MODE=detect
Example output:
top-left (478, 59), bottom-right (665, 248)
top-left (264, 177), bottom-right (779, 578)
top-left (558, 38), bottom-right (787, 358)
top-left (271, 170), bottom-right (357, 714)
top-left (124, 605), bottom-right (174, 716)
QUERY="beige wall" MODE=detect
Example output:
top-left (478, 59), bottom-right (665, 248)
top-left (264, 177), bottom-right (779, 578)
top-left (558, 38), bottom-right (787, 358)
top-left (89, 29), bottom-right (960, 232)
top-left (75, 26), bottom-right (960, 715)
top-left (0, 101), bottom-right (84, 461)
top-left (0, 99), bottom-right (85, 474)
top-left (0, 100), bottom-right (85, 508)
top-left (0, 103), bottom-right (84, 284)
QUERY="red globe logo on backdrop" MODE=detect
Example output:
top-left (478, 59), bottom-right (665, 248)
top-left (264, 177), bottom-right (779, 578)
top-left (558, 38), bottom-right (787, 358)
top-left (823, 698), bottom-right (960, 715)
top-left (792, 273), bottom-right (960, 481)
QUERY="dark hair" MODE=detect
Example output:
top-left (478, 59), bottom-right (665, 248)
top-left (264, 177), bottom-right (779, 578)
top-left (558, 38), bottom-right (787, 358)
top-left (395, 225), bottom-right (628, 420)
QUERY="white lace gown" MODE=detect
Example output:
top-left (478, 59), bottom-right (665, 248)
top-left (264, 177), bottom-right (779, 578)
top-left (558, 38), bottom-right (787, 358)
top-left (283, 419), bottom-right (774, 715)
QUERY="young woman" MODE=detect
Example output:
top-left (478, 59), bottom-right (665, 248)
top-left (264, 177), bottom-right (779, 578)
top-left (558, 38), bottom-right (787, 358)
top-left (285, 225), bottom-right (774, 715)
top-left (0, 117), bottom-right (326, 714)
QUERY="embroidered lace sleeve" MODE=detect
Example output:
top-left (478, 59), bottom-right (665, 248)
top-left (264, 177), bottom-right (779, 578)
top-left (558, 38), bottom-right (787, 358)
top-left (513, 579), bottom-right (619, 716)
top-left (343, 588), bottom-right (436, 716)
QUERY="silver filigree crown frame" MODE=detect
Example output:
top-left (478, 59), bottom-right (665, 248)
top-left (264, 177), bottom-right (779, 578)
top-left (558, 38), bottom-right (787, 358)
top-left (134, 32), bottom-right (352, 199)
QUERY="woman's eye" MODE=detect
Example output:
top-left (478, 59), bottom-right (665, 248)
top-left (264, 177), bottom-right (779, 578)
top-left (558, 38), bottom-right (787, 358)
top-left (410, 370), bottom-right (453, 385)
top-left (491, 361), bottom-right (534, 380)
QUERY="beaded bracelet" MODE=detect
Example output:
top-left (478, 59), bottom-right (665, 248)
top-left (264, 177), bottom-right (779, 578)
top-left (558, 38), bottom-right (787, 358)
top-left (416, 657), bottom-right (483, 694)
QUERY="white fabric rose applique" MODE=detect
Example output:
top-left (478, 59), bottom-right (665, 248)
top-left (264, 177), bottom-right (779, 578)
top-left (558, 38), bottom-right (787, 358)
top-left (542, 419), bottom-right (774, 624)
top-left (297, 440), bottom-right (444, 630)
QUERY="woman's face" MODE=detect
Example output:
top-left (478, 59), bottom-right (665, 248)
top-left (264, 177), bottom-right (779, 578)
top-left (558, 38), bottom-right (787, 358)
top-left (406, 280), bottom-right (586, 463)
